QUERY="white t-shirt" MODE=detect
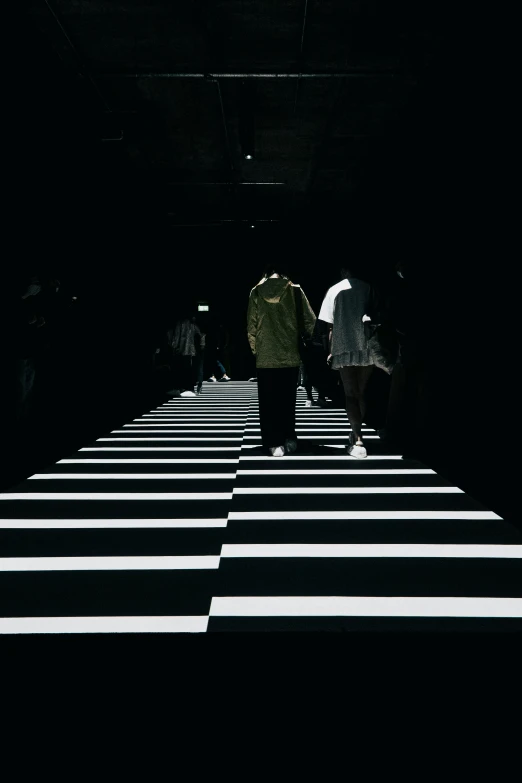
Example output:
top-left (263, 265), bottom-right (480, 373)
top-left (318, 279), bottom-right (352, 324)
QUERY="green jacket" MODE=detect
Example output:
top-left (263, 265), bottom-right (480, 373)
top-left (247, 276), bottom-right (317, 368)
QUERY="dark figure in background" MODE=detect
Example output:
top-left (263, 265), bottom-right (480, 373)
top-left (301, 317), bottom-right (340, 408)
top-left (247, 265), bottom-right (316, 457)
top-left (169, 315), bottom-right (203, 397)
top-left (207, 321), bottom-right (231, 382)
top-left (319, 265), bottom-right (379, 459)
top-left (35, 277), bottom-right (78, 407)
top-left (12, 276), bottom-right (45, 421)
top-left (297, 362), bottom-right (314, 405)
top-left (381, 261), bottom-right (428, 458)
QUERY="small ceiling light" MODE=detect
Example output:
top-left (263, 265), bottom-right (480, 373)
top-left (244, 154), bottom-right (253, 160)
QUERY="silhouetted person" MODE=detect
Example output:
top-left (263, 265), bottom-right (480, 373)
top-left (319, 265), bottom-right (379, 459)
top-left (207, 320), bottom-right (231, 382)
top-left (302, 317), bottom-right (338, 408)
top-left (247, 264), bottom-right (316, 457)
top-left (169, 315), bottom-right (203, 397)
top-left (381, 261), bottom-right (428, 457)
top-left (12, 275), bottom-right (45, 421)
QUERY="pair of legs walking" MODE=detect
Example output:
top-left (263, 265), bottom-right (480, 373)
top-left (257, 367), bottom-right (299, 453)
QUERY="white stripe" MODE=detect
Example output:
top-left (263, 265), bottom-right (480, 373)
top-left (114, 429), bottom-right (244, 434)
top-left (244, 428), bottom-right (375, 433)
top-left (140, 417), bottom-right (247, 420)
top-left (233, 486), bottom-right (462, 495)
top-left (0, 519), bottom-right (227, 529)
top-left (243, 435), bottom-right (380, 439)
top-left (237, 469), bottom-right (435, 475)
top-left (221, 544), bottom-right (522, 558)
top-left (59, 459), bottom-right (237, 464)
top-left (97, 438), bottom-right (242, 442)
top-left (209, 596), bottom-right (522, 618)
top-left (0, 616), bottom-right (208, 634)
top-left (243, 444), bottom-right (346, 449)
top-left (0, 492), bottom-right (232, 500)
top-left (228, 511), bottom-right (502, 520)
top-left (239, 454), bottom-right (404, 460)
top-left (80, 447), bottom-right (240, 451)
top-left (145, 416), bottom-right (352, 420)
top-left (29, 473), bottom-right (234, 480)
top-left (0, 556), bottom-right (220, 571)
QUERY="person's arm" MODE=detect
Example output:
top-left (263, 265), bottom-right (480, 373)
top-left (364, 284), bottom-right (380, 324)
top-left (300, 288), bottom-right (317, 338)
top-left (318, 288), bottom-right (335, 359)
top-left (246, 290), bottom-right (258, 355)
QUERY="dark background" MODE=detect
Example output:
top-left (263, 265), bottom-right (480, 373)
top-left (3, 2), bottom-right (516, 527)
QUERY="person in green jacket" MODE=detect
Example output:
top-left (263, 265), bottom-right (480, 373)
top-left (247, 265), bottom-right (316, 457)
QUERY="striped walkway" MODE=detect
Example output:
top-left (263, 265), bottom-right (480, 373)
top-left (1, 381), bottom-right (520, 633)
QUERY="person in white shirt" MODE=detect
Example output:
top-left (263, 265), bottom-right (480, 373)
top-left (318, 265), bottom-right (378, 459)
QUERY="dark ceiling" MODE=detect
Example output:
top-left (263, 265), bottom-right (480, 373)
top-left (23, 0), bottom-right (447, 228)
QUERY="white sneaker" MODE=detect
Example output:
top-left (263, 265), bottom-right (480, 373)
top-left (269, 446), bottom-right (285, 457)
top-left (349, 439), bottom-right (367, 459)
top-left (180, 390), bottom-right (196, 397)
top-left (208, 376), bottom-right (217, 382)
top-left (305, 399), bottom-right (312, 407)
top-left (297, 385), bottom-right (305, 391)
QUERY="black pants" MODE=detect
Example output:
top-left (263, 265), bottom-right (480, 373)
top-left (194, 350), bottom-right (205, 389)
top-left (298, 363), bottom-right (314, 401)
top-left (305, 345), bottom-right (333, 401)
top-left (257, 366), bottom-right (299, 449)
top-left (339, 365), bottom-right (374, 440)
top-left (172, 355), bottom-right (195, 391)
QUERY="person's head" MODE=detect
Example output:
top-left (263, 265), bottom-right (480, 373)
top-left (262, 263), bottom-right (289, 280)
top-left (340, 263), bottom-right (362, 281)
top-left (340, 260), bottom-right (370, 282)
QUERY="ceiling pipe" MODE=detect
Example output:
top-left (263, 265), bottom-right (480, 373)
top-left (293, 0), bottom-right (309, 115)
top-left (167, 182), bottom-right (286, 186)
top-left (100, 70), bottom-right (402, 79)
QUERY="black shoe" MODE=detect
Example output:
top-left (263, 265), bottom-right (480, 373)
top-left (284, 438), bottom-right (298, 454)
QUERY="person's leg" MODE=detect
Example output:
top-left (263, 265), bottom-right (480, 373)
top-left (171, 354), bottom-right (183, 391)
top-left (181, 356), bottom-right (193, 391)
top-left (301, 362), bottom-right (314, 402)
top-left (357, 365), bottom-right (374, 432)
top-left (195, 350), bottom-right (204, 393)
top-left (216, 358), bottom-right (226, 377)
top-left (257, 368), bottom-right (279, 450)
top-left (280, 366), bottom-right (299, 446)
top-left (339, 366), bottom-right (363, 440)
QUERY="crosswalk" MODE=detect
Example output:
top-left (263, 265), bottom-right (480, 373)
top-left (1, 381), bottom-right (521, 633)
